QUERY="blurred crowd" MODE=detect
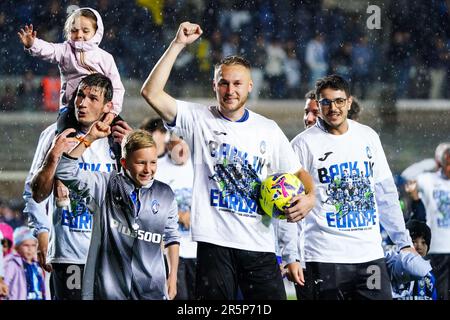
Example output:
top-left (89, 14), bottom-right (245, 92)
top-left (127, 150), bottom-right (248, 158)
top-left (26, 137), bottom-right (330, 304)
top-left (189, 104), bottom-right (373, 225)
top-left (1, 0), bottom-right (450, 111)
top-left (0, 199), bottom-right (26, 230)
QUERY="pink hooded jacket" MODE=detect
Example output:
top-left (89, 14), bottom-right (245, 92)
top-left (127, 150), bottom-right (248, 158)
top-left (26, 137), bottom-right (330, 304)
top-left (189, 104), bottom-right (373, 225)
top-left (3, 254), bottom-right (45, 300)
top-left (26, 7), bottom-right (124, 114)
top-left (3, 254), bottom-right (28, 300)
top-left (0, 223), bottom-right (13, 256)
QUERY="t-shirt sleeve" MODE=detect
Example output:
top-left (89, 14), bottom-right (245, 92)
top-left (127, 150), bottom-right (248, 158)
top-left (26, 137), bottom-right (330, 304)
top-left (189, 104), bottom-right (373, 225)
top-left (371, 130), bottom-right (393, 183)
top-left (56, 154), bottom-right (110, 209)
top-left (164, 196), bottom-right (181, 246)
top-left (23, 125), bottom-right (56, 235)
top-left (166, 100), bottom-right (200, 151)
top-left (271, 124), bottom-right (301, 174)
top-left (371, 129), bottom-right (412, 249)
top-left (291, 134), bottom-right (313, 173)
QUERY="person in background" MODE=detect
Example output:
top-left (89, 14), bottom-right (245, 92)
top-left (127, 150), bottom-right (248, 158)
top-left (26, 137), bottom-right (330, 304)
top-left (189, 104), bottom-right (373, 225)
top-left (387, 220), bottom-right (437, 300)
top-left (3, 227), bottom-right (46, 300)
top-left (0, 230), bottom-right (9, 297)
top-left (414, 146), bottom-right (450, 300)
top-left (303, 90), bottom-right (320, 129)
top-left (0, 223), bottom-right (14, 256)
top-left (347, 98), bottom-right (361, 121)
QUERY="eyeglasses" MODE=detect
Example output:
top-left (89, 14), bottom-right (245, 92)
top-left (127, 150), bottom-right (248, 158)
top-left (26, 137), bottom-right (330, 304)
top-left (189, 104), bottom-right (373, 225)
top-left (318, 98), bottom-right (347, 108)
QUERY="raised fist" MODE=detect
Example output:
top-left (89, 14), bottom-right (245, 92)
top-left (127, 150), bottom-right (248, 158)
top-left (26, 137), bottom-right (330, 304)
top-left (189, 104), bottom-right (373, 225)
top-left (173, 22), bottom-right (203, 46)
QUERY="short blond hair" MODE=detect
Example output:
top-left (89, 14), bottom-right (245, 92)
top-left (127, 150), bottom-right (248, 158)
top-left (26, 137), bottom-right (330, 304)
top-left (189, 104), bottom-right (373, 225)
top-left (214, 55), bottom-right (251, 73)
top-left (121, 130), bottom-right (156, 159)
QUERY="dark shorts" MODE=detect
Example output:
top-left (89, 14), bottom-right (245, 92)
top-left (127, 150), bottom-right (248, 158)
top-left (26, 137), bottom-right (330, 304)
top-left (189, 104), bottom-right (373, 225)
top-left (195, 242), bottom-right (286, 300)
top-left (303, 258), bottom-right (393, 300)
top-left (429, 254), bottom-right (450, 300)
top-left (294, 268), bottom-right (314, 300)
top-left (175, 257), bottom-right (197, 300)
top-left (50, 263), bottom-right (85, 300)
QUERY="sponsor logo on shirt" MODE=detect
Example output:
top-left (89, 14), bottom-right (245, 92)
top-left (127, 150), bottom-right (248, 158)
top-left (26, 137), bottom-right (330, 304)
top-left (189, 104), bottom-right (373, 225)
top-left (318, 151), bottom-right (333, 161)
top-left (111, 218), bottom-right (162, 244)
top-left (213, 130), bottom-right (227, 136)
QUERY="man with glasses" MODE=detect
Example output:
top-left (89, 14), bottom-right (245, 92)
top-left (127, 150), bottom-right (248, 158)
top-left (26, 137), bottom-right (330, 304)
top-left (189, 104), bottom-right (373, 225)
top-left (290, 74), bottom-right (415, 300)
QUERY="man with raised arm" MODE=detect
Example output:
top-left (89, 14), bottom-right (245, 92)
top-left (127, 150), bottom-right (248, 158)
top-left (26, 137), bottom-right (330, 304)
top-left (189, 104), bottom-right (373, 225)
top-left (141, 22), bottom-right (315, 300)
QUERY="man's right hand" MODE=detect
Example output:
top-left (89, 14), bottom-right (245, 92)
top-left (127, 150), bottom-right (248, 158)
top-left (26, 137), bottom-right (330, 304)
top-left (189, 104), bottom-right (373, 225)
top-left (85, 119), bottom-right (112, 142)
top-left (37, 232), bottom-right (53, 272)
top-left (173, 22), bottom-right (203, 46)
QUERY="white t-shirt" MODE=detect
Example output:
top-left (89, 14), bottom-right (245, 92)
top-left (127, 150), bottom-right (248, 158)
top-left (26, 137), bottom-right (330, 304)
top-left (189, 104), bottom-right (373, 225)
top-left (23, 123), bottom-right (117, 264)
top-left (417, 171), bottom-right (450, 254)
top-left (291, 119), bottom-right (393, 263)
top-left (155, 153), bottom-right (197, 258)
top-left (172, 100), bottom-right (301, 253)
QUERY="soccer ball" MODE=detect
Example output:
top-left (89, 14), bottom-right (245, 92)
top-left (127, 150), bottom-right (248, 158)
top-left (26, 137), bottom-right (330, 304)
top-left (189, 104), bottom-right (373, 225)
top-left (259, 173), bottom-right (304, 219)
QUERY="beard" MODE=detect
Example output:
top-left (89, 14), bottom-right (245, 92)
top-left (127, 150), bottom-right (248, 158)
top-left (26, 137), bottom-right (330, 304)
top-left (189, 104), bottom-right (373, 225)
top-left (218, 93), bottom-right (248, 116)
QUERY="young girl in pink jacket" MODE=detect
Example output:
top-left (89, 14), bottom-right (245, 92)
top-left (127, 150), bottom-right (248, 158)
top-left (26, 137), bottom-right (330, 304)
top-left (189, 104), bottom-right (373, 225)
top-left (18, 7), bottom-right (124, 128)
top-left (3, 227), bottom-right (46, 300)
top-left (18, 7), bottom-right (126, 204)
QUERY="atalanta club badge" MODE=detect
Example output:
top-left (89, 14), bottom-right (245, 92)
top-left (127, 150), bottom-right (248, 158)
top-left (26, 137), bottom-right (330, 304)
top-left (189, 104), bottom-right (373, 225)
top-left (151, 200), bottom-right (160, 214)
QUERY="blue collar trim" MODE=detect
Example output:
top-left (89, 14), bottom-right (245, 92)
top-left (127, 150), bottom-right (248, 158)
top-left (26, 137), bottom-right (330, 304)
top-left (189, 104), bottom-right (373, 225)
top-left (218, 108), bottom-right (249, 122)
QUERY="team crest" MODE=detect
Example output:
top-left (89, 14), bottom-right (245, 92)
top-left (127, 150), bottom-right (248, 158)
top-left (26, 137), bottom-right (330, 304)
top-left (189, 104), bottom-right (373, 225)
top-left (366, 146), bottom-right (372, 159)
top-left (110, 148), bottom-right (116, 160)
top-left (151, 200), bottom-right (160, 214)
top-left (260, 141), bottom-right (266, 155)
